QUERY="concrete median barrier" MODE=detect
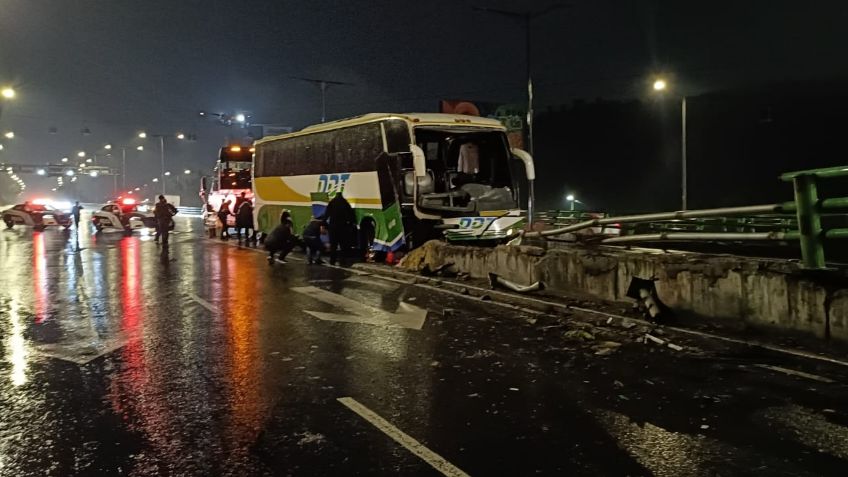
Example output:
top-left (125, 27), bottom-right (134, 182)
top-left (398, 241), bottom-right (848, 341)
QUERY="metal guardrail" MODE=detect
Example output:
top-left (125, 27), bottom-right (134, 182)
top-left (176, 206), bottom-right (203, 216)
top-left (522, 165), bottom-right (848, 269)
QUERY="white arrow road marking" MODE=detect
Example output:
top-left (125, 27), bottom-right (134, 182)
top-left (291, 286), bottom-right (427, 330)
top-left (759, 405), bottom-right (848, 460)
top-left (188, 293), bottom-right (218, 313)
top-left (34, 334), bottom-right (130, 365)
top-left (337, 397), bottom-right (470, 477)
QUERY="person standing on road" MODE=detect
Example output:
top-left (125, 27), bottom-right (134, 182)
top-left (234, 191), bottom-right (248, 215)
top-left (71, 201), bottom-right (84, 229)
top-left (236, 199), bottom-right (256, 244)
top-left (217, 200), bottom-right (232, 240)
top-left (153, 195), bottom-right (177, 244)
top-left (323, 191), bottom-right (356, 265)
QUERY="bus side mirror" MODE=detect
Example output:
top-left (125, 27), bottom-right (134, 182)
top-left (511, 148), bottom-right (535, 181)
top-left (200, 176), bottom-right (208, 193)
top-left (410, 144), bottom-right (426, 178)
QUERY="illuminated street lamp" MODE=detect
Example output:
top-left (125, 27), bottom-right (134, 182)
top-left (1, 87), bottom-right (15, 99)
top-left (164, 171), bottom-right (171, 176)
top-left (138, 131), bottom-right (189, 194)
top-left (65, 170), bottom-right (75, 176)
top-left (77, 151), bottom-right (85, 157)
top-left (152, 178), bottom-right (159, 182)
top-left (136, 145), bottom-right (144, 151)
top-left (104, 144), bottom-right (112, 150)
top-left (4, 131), bottom-right (14, 139)
top-left (565, 194), bottom-right (580, 211)
top-left (0, 144), bottom-right (3, 150)
top-left (184, 169), bottom-right (191, 174)
top-left (36, 169), bottom-right (46, 176)
top-left (89, 170), bottom-right (99, 178)
top-left (85, 158), bottom-right (93, 164)
top-left (61, 157), bottom-right (68, 162)
top-left (652, 77), bottom-right (688, 210)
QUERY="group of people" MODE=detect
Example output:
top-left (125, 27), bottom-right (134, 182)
top-left (216, 192), bottom-right (256, 243)
top-left (265, 191), bottom-right (357, 266)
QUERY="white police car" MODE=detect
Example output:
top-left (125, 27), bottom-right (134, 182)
top-left (91, 199), bottom-right (157, 233)
top-left (2, 202), bottom-right (72, 230)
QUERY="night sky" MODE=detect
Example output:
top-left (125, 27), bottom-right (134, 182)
top-left (1, 0), bottom-right (847, 200)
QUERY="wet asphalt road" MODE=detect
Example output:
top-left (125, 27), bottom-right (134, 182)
top-left (0, 215), bottom-right (847, 476)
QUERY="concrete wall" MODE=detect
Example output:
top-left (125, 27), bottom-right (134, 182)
top-left (399, 241), bottom-right (848, 341)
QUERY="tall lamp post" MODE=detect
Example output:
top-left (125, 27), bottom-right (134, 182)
top-left (652, 78), bottom-right (688, 210)
top-left (290, 76), bottom-right (354, 123)
top-left (138, 131), bottom-right (187, 195)
top-left (474, 4), bottom-right (569, 156)
top-left (0, 87), bottom-right (14, 123)
top-left (102, 144), bottom-right (142, 192)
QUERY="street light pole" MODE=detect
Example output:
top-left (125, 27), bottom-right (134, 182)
top-left (652, 79), bottom-right (688, 211)
top-left (121, 147), bottom-right (127, 190)
top-left (290, 76), bottom-right (354, 123)
top-left (474, 4), bottom-right (569, 156)
top-left (681, 96), bottom-right (688, 211)
top-left (159, 135), bottom-right (166, 195)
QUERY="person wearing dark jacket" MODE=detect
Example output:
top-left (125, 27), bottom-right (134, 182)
top-left (265, 210), bottom-right (296, 264)
top-left (302, 216), bottom-right (326, 264)
top-left (217, 200), bottom-right (232, 239)
top-left (71, 201), bottom-right (84, 229)
top-left (235, 200), bottom-right (255, 243)
top-left (323, 191), bottom-right (356, 265)
top-left (153, 195), bottom-right (177, 244)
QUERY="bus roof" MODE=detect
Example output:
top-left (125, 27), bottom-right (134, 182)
top-left (255, 113), bottom-right (506, 145)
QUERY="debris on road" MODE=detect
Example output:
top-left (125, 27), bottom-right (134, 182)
top-left (564, 329), bottom-right (595, 341)
top-left (626, 276), bottom-right (672, 323)
top-left (488, 272), bottom-right (544, 293)
top-left (645, 334), bottom-right (666, 345)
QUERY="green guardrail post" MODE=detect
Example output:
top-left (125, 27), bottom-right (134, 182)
top-left (791, 174), bottom-right (825, 269)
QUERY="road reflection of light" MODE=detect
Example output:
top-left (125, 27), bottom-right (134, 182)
top-left (224, 253), bottom-right (267, 445)
top-left (32, 232), bottom-right (47, 323)
top-left (120, 238), bottom-right (141, 330)
top-left (7, 300), bottom-right (29, 386)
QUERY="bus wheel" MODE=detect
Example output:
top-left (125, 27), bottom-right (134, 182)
top-left (3, 216), bottom-right (13, 229)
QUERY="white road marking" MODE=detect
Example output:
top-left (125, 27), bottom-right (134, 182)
top-left (753, 364), bottom-right (836, 383)
top-left (345, 274), bottom-right (399, 290)
top-left (291, 286), bottom-right (427, 330)
top-left (337, 397), bottom-right (470, 477)
top-left (34, 335), bottom-right (130, 365)
top-left (188, 293), bottom-right (218, 313)
top-left (760, 405), bottom-right (848, 459)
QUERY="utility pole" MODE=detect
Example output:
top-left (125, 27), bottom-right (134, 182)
top-left (290, 76), bottom-right (354, 123)
top-left (473, 4), bottom-right (570, 156)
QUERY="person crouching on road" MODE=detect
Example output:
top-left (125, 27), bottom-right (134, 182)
top-left (302, 216), bottom-right (326, 265)
top-left (153, 195), bottom-right (177, 244)
top-left (217, 200), bottom-right (232, 240)
top-left (265, 210), bottom-right (296, 264)
top-left (236, 199), bottom-right (256, 244)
